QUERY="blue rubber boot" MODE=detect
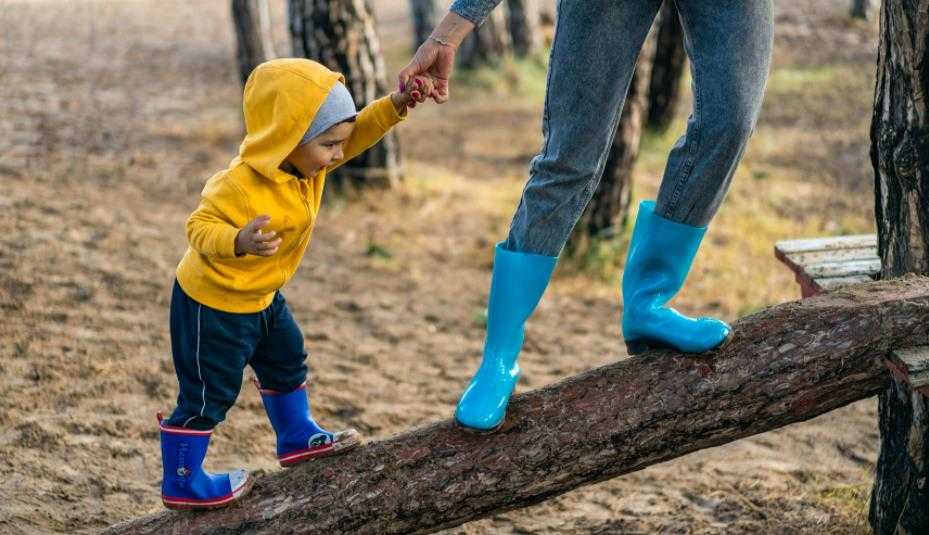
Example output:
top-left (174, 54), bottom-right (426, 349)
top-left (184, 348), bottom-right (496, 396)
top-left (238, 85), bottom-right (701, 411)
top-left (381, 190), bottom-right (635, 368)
top-left (621, 200), bottom-right (731, 354)
top-left (455, 242), bottom-right (557, 432)
top-left (158, 416), bottom-right (251, 510)
top-left (255, 380), bottom-right (361, 467)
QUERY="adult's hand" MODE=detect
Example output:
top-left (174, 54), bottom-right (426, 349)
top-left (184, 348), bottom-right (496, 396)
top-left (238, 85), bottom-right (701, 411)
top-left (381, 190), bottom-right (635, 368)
top-left (398, 40), bottom-right (456, 104)
top-left (398, 11), bottom-right (475, 104)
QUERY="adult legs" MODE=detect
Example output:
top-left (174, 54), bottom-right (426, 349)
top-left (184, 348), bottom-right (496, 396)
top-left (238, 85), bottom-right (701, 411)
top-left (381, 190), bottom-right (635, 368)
top-left (456, 0), bottom-right (663, 431)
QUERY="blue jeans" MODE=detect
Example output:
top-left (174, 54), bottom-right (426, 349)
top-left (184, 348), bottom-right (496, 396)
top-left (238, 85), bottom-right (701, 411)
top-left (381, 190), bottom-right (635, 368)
top-left (502, 0), bottom-right (773, 256)
top-left (165, 280), bottom-right (309, 430)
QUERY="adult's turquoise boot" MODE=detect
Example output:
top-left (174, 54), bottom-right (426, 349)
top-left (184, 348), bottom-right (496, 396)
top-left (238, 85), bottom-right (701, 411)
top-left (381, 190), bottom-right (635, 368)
top-left (621, 200), bottom-right (730, 354)
top-left (455, 242), bottom-right (557, 432)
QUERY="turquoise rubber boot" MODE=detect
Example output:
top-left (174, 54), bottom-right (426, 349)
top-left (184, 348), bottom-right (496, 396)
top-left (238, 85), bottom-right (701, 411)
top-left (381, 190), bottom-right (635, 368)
top-left (621, 200), bottom-right (730, 354)
top-left (455, 242), bottom-right (557, 432)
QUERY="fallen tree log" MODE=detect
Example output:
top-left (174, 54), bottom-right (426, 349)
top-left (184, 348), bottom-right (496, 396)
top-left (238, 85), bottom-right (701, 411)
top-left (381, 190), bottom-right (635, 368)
top-left (106, 276), bottom-right (929, 535)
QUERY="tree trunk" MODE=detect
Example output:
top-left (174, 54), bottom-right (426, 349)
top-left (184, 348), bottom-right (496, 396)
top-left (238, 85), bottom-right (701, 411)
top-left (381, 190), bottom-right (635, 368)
top-left (506, 0), bottom-right (541, 58)
top-left (289, 0), bottom-right (402, 189)
top-left (231, 0), bottom-right (276, 85)
top-left (567, 23), bottom-right (658, 257)
top-left (850, 0), bottom-right (872, 19)
top-left (105, 277), bottom-right (929, 535)
top-left (409, 0), bottom-right (438, 52)
top-left (457, 7), bottom-right (510, 69)
top-left (869, 1), bottom-right (929, 532)
top-left (647, 0), bottom-right (687, 133)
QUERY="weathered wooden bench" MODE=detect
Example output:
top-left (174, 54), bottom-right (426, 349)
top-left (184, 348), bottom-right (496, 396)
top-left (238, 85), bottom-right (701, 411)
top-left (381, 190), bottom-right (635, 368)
top-left (773, 234), bottom-right (880, 298)
top-left (885, 346), bottom-right (929, 398)
top-left (775, 234), bottom-right (929, 397)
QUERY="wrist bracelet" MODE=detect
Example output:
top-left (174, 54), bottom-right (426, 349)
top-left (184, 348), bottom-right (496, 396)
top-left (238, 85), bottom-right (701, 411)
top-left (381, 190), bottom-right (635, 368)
top-left (429, 35), bottom-right (454, 47)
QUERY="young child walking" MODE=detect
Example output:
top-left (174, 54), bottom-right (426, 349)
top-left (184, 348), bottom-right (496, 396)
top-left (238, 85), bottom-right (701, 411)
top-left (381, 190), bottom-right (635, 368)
top-left (158, 58), bottom-right (433, 510)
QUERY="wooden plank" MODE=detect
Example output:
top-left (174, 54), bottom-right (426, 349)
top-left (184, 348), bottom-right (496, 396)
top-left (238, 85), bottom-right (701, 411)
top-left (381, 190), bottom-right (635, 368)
top-left (799, 274), bottom-right (820, 299)
top-left (814, 275), bottom-right (875, 292)
top-left (775, 234), bottom-right (876, 255)
top-left (884, 346), bottom-right (929, 397)
top-left (805, 258), bottom-right (881, 279)
top-left (774, 234), bottom-right (880, 299)
top-left (782, 247), bottom-right (879, 271)
top-left (890, 347), bottom-right (929, 389)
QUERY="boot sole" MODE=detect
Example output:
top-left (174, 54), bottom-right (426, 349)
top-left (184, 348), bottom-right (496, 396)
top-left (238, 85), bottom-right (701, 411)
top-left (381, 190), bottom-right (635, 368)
top-left (625, 334), bottom-right (732, 356)
top-left (162, 474), bottom-right (253, 510)
top-left (625, 339), bottom-right (654, 355)
top-left (454, 416), bottom-right (505, 434)
top-left (279, 431), bottom-right (361, 467)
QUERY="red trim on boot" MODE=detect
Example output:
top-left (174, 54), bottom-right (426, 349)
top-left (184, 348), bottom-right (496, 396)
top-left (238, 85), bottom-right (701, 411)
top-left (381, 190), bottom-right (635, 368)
top-left (156, 411), bottom-right (212, 436)
top-left (251, 378), bottom-right (307, 396)
top-left (162, 476), bottom-right (250, 510)
top-left (278, 442), bottom-right (336, 466)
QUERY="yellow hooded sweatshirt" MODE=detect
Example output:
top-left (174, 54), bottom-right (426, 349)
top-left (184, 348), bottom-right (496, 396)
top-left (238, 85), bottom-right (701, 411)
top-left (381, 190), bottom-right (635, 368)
top-left (175, 58), bottom-right (405, 313)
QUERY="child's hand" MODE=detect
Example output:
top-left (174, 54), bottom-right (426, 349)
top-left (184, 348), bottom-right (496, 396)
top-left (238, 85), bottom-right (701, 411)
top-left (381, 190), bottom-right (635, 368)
top-left (391, 75), bottom-right (435, 112)
top-left (235, 215), bottom-right (282, 257)
top-left (408, 76), bottom-right (435, 109)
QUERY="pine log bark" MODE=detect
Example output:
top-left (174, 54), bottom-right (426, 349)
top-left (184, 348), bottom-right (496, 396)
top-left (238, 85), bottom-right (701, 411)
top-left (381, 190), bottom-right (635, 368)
top-left (868, 1), bottom-right (929, 532)
top-left (289, 0), bottom-right (402, 189)
top-left (106, 277), bottom-right (929, 535)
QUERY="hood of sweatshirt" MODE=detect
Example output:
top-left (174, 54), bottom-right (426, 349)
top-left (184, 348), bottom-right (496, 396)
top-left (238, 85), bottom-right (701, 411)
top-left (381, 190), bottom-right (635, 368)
top-left (236, 58), bottom-right (344, 184)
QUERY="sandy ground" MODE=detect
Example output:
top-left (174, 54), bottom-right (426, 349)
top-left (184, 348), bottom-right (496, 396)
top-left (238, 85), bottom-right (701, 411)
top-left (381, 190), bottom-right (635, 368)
top-left (0, 0), bottom-right (882, 533)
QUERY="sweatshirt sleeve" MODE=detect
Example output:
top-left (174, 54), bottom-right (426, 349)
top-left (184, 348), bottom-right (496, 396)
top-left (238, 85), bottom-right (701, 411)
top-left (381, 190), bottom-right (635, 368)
top-left (328, 95), bottom-right (406, 172)
top-left (186, 177), bottom-right (249, 259)
top-left (449, 0), bottom-right (504, 26)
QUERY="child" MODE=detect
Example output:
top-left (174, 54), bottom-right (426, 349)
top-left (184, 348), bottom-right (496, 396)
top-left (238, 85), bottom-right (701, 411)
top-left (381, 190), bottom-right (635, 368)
top-left (158, 58), bottom-right (434, 510)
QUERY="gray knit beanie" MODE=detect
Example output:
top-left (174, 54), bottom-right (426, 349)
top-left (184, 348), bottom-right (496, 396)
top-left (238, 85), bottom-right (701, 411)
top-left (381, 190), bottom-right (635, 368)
top-left (300, 82), bottom-right (357, 145)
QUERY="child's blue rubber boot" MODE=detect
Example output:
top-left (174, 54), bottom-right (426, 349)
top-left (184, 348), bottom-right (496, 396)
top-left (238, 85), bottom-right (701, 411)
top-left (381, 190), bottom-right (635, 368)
top-left (621, 200), bottom-right (730, 354)
top-left (455, 242), bottom-right (557, 432)
top-left (255, 380), bottom-right (361, 467)
top-left (158, 415), bottom-right (251, 510)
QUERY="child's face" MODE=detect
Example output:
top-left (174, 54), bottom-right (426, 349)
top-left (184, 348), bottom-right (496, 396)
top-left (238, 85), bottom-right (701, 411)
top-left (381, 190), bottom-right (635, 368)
top-left (286, 121), bottom-right (355, 176)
